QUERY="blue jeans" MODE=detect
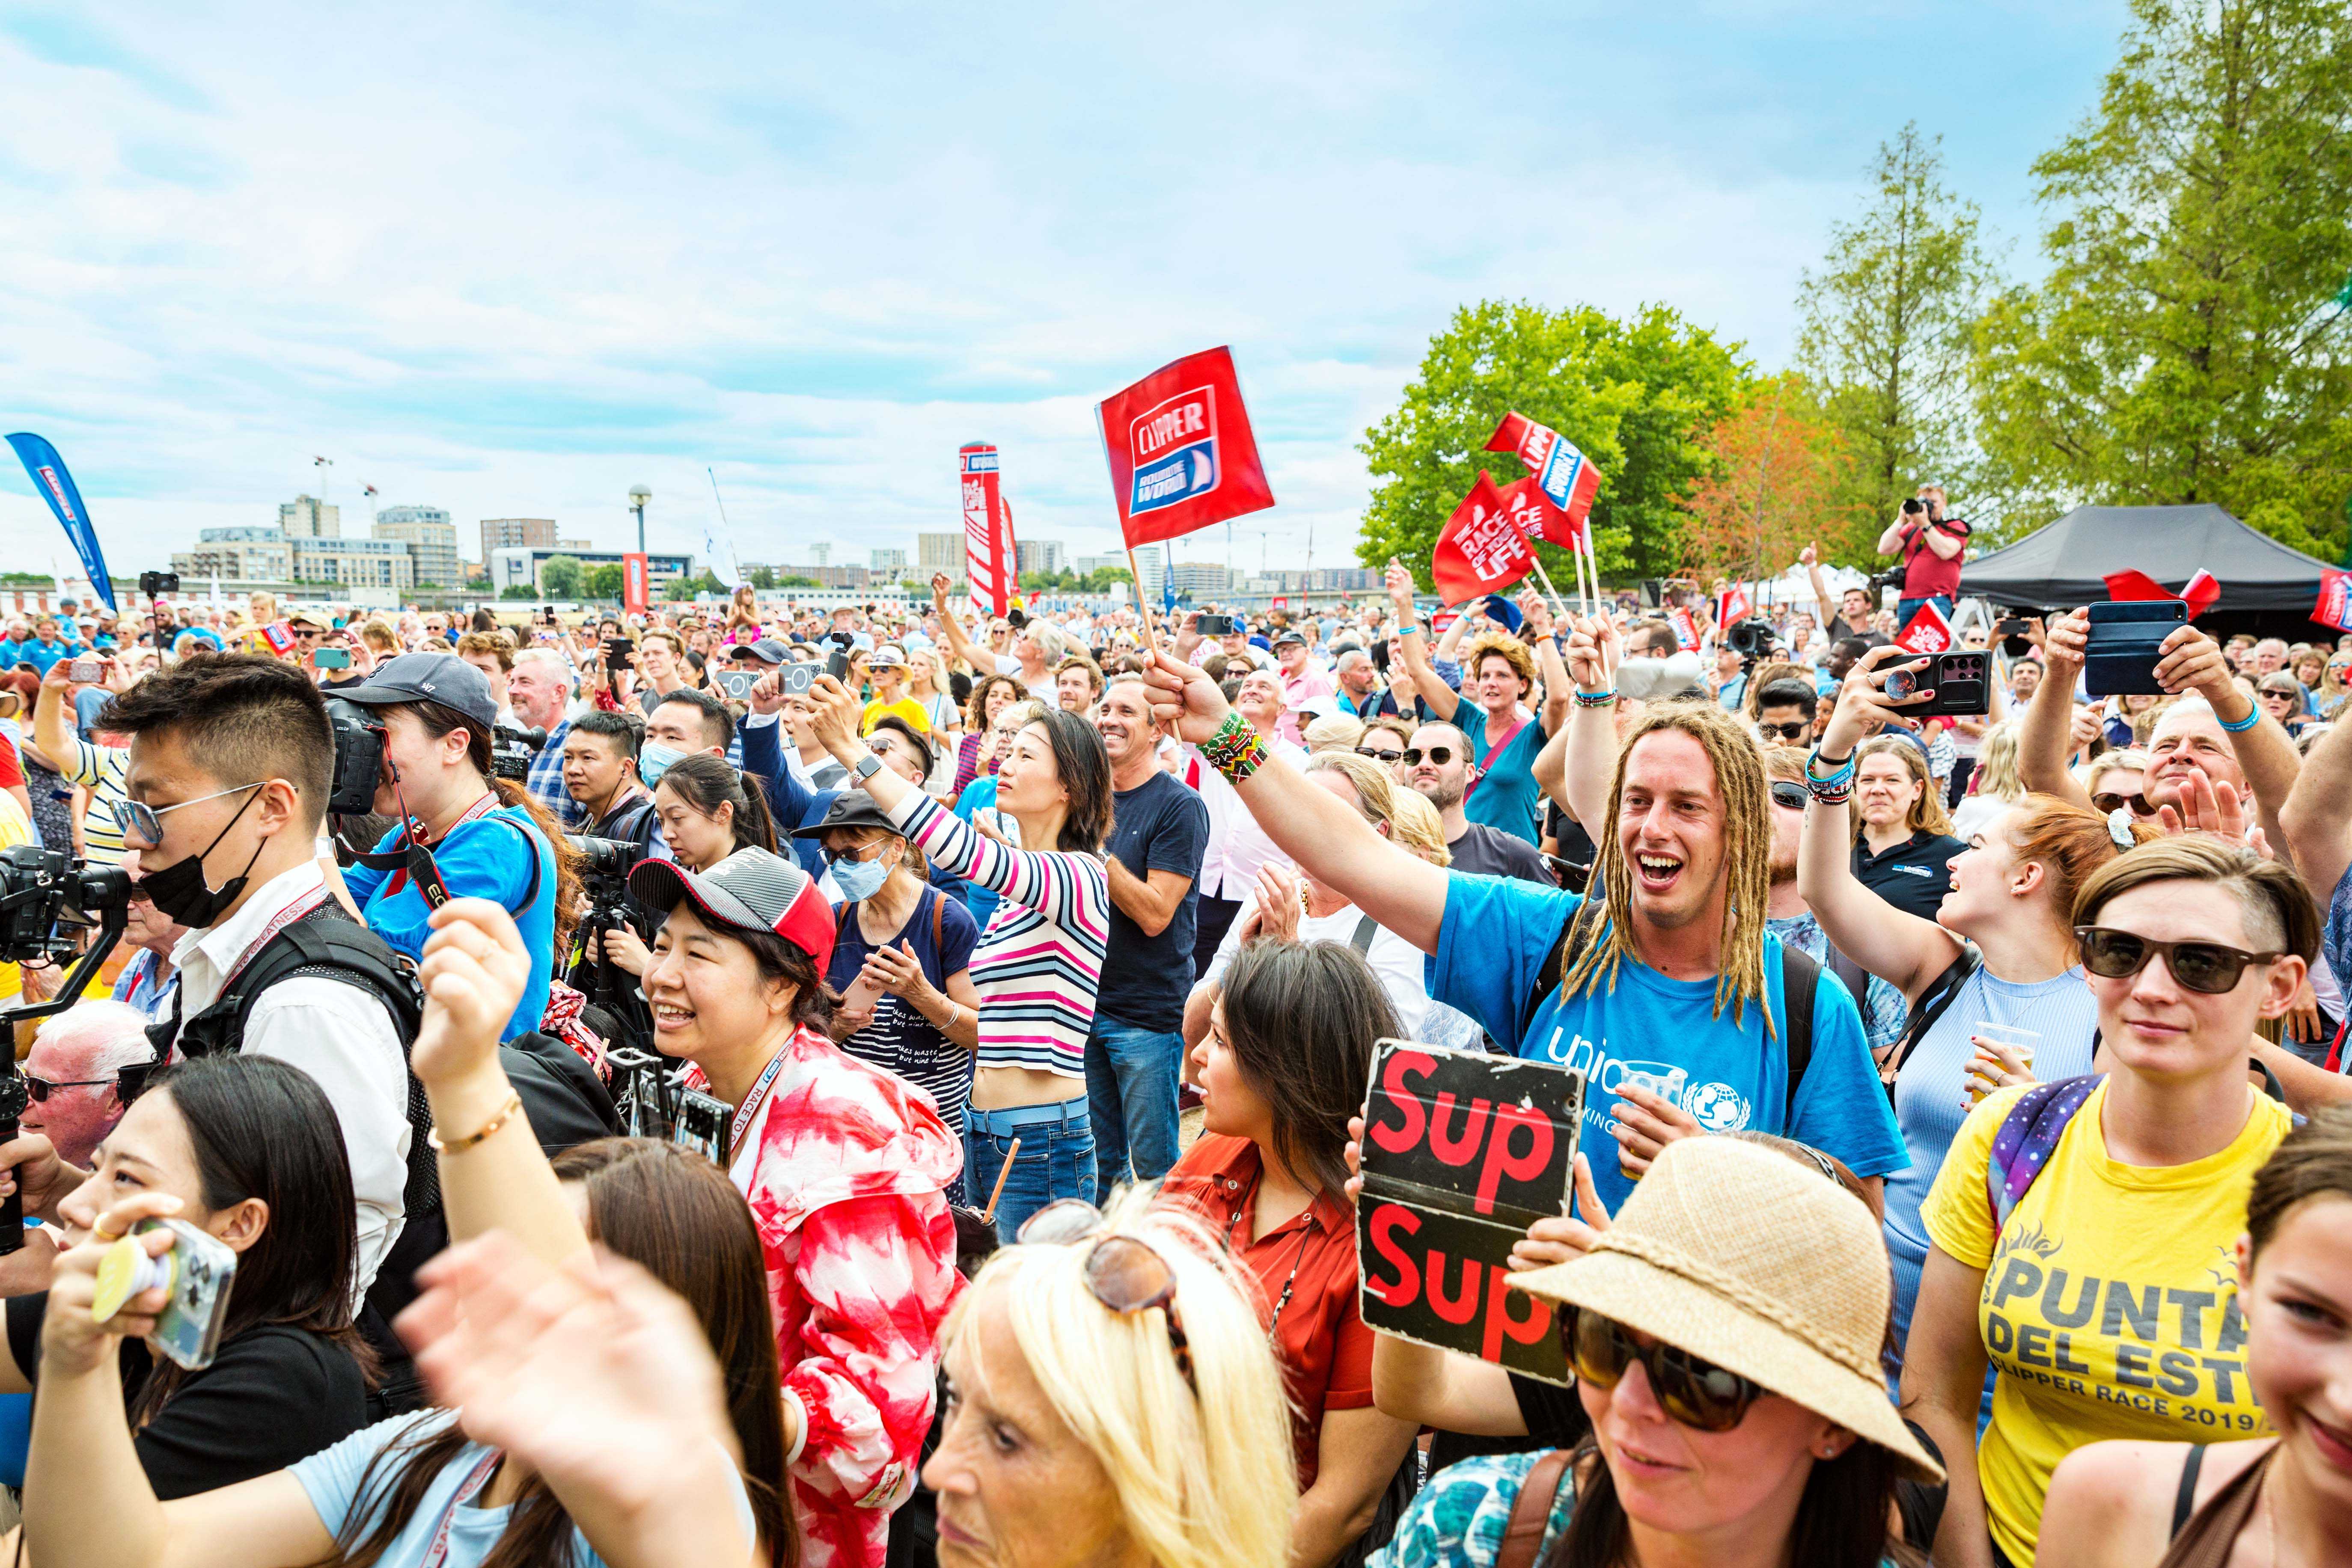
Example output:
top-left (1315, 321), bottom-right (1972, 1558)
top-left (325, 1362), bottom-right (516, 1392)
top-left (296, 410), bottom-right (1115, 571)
top-left (965, 1100), bottom-right (1095, 1243)
top-left (1084, 1018), bottom-right (1185, 1195)
top-left (1896, 594), bottom-right (1954, 629)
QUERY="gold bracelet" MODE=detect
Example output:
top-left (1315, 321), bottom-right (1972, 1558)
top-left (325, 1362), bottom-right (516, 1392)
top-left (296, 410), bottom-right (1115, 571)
top-left (428, 1091), bottom-right (524, 1154)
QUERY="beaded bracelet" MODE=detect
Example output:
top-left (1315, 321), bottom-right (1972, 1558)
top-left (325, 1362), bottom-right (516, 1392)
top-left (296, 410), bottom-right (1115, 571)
top-left (2217, 702), bottom-right (2261, 733)
top-left (1202, 711), bottom-right (1269, 783)
top-left (1573, 688), bottom-right (1619, 708)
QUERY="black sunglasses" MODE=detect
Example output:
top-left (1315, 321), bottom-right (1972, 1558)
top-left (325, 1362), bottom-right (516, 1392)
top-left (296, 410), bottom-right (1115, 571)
top-left (1401, 746), bottom-right (1455, 767)
top-left (1568, 1309), bottom-right (1765, 1432)
top-left (2075, 926), bottom-right (2283, 995)
top-left (1768, 782), bottom-right (1810, 812)
top-left (1356, 745), bottom-right (1405, 764)
top-left (2091, 791), bottom-right (2155, 817)
top-left (1757, 721), bottom-right (1811, 743)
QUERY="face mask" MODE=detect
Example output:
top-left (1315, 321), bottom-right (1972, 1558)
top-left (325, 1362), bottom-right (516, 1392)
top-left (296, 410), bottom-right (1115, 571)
top-left (637, 742), bottom-right (686, 790)
top-left (138, 785), bottom-right (266, 929)
top-left (830, 851), bottom-right (892, 903)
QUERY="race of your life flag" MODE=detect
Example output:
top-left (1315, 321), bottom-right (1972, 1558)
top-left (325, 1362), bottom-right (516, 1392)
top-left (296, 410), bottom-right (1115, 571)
top-left (1668, 607), bottom-right (1701, 650)
top-left (1894, 598), bottom-right (1954, 654)
top-left (959, 443), bottom-right (1017, 619)
top-left (6, 433), bottom-right (116, 611)
top-left (1495, 475), bottom-right (1576, 547)
top-left (1095, 346), bottom-right (1275, 549)
top-left (2318, 570), bottom-right (2352, 633)
top-left (1430, 472), bottom-right (1535, 605)
top-left (1485, 412), bottom-right (1602, 536)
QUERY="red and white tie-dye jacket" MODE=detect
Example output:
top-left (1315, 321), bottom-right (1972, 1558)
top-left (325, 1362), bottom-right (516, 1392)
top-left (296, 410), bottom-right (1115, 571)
top-left (689, 1027), bottom-right (963, 1568)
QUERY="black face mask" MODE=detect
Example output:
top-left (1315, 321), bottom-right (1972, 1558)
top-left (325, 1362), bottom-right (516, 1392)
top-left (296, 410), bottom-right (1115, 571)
top-left (138, 784), bottom-right (265, 929)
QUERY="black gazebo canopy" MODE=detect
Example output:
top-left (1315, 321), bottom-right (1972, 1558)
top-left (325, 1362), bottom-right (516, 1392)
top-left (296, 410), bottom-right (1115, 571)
top-left (1959, 503), bottom-right (2337, 631)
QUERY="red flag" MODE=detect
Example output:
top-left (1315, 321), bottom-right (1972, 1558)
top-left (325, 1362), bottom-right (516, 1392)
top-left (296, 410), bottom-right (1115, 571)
top-left (621, 553), bottom-right (649, 614)
top-left (1894, 599), bottom-right (1953, 654)
top-left (1485, 412), bottom-right (1603, 533)
top-left (1495, 474), bottom-right (1579, 547)
top-left (960, 443), bottom-right (1013, 618)
top-left (1430, 472), bottom-right (1534, 604)
top-left (2103, 568), bottom-right (2221, 619)
top-left (1717, 582), bottom-right (1752, 626)
top-left (1096, 346), bottom-right (1276, 548)
top-left (1667, 608), bottom-right (1701, 650)
top-left (2318, 570), bottom-right (2352, 632)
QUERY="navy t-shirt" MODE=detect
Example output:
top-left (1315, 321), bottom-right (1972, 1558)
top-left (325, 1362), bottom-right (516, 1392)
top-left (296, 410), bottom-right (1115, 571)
top-left (827, 884), bottom-right (981, 1123)
top-left (1427, 872), bottom-right (1908, 1218)
top-left (1094, 770), bottom-right (1209, 1033)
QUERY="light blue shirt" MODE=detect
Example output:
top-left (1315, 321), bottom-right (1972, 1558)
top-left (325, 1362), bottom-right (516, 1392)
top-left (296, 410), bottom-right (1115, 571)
top-left (1427, 873), bottom-right (1909, 1219)
top-left (292, 1412), bottom-right (753, 1568)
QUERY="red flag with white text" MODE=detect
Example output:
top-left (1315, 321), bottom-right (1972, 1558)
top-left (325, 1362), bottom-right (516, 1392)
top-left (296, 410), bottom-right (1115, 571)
top-left (1717, 582), bottom-right (1752, 627)
top-left (1494, 474), bottom-right (1579, 548)
top-left (2318, 571), bottom-right (2352, 633)
top-left (1430, 472), bottom-right (1535, 604)
top-left (1668, 608), bottom-right (1700, 650)
top-left (1894, 599), bottom-right (1953, 654)
top-left (960, 443), bottom-right (1013, 618)
top-left (1096, 347), bottom-right (1276, 548)
top-left (1485, 412), bottom-right (1603, 535)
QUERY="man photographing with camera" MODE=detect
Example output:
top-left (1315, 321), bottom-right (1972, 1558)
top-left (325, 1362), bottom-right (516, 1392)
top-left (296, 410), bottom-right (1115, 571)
top-left (1875, 482), bottom-right (1969, 629)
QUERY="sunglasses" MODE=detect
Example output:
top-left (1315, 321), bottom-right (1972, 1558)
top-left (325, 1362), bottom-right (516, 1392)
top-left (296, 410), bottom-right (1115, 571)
top-left (109, 780), bottom-right (262, 848)
top-left (1016, 1201), bottom-right (1197, 1395)
top-left (1356, 745), bottom-right (1405, 764)
top-left (1757, 721), bottom-right (1811, 743)
top-left (1568, 1309), bottom-right (1764, 1432)
top-left (24, 1060), bottom-right (159, 1105)
top-left (1401, 747), bottom-right (1455, 768)
top-left (1768, 782), bottom-right (1810, 812)
top-left (2091, 791), bottom-right (2155, 817)
top-left (2075, 926), bottom-right (2283, 995)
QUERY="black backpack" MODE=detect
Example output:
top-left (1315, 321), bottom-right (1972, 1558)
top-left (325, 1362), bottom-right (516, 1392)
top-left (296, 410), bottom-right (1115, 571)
top-left (1524, 897), bottom-right (1826, 1125)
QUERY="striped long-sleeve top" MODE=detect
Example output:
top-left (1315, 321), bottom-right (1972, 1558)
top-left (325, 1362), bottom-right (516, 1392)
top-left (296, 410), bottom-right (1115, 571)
top-left (887, 789), bottom-right (1108, 1082)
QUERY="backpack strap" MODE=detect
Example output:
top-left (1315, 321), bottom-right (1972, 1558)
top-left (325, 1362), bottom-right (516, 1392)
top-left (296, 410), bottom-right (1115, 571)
top-left (1525, 896), bottom-right (1602, 1025)
top-left (1779, 944), bottom-right (1819, 1126)
top-left (1350, 913), bottom-right (1379, 955)
top-left (1986, 1074), bottom-right (2104, 1231)
top-left (1825, 942), bottom-right (1871, 1016)
top-left (1881, 947), bottom-right (1981, 1090)
top-left (1496, 1449), bottom-right (1575, 1568)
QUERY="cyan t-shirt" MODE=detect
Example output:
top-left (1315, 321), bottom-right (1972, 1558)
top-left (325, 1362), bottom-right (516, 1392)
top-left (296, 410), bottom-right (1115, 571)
top-left (1427, 872), bottom-right (1908, 1218)
top-left (291, 1411), bottom-right (754, 1568)
top-left (1464, 717), bottom-right (1549, 845)
top-left (344, 804), bottom-right (555, 1042)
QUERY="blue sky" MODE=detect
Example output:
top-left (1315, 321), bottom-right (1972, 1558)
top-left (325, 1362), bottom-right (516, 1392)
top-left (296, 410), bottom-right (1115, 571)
top-left (0, 1), bottom-right (2132, 580)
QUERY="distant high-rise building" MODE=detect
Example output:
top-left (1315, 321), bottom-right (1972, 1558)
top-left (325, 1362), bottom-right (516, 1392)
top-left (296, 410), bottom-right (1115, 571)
top-left (1170, 560), bottom-right (1229, 597)
top-left (809, 542), bottom-right (832, 567)
top-left (916, 533), bottom-right (964, 575)
top-left (480, 518), bottom-right (557, 564)
top-left (374, 505), bottom-right (461, 587)
top-left (280, 495), bottom-right (339, 539)
top-left (1015, 539), bottom-right (1066, 576)
top-left (1074, 546), bottom-right (1163, 598)
top-left (870, 547), bottom-right (907, 576)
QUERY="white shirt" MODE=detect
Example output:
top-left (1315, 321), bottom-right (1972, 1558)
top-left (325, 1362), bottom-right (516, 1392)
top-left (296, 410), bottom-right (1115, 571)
top-left (1190, 734), bottom-right (1307, 896)
top-left (1203, 900), bottom-right (1430, 1039)
top-left (170, 859), bottom-right (412, 1295)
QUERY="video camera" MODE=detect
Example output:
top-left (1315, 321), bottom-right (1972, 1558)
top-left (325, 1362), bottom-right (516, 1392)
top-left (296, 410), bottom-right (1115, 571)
top-left (325, 699), bottom-right (390, 816)
top-left (1725, 617), bottom-right (1778, 668)
top-left (137, 570), bottom-right (181, 598)
top-left (489, 723), bottom-right (547, 783)
top-left (0, 845), bottom-right (134, 1255)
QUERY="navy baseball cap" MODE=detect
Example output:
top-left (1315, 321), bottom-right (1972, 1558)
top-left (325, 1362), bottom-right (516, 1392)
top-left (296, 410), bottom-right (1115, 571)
top-left (332, 651), bottom-right (500, 729)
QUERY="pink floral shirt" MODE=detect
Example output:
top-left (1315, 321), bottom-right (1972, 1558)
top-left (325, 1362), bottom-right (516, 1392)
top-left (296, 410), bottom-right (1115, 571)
top-left (690, 1026), bottom-right (963, 1568)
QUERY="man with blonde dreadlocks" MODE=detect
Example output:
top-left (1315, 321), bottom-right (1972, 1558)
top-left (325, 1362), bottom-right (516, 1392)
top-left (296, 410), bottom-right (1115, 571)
top-left (1136, 623), bottom-right (1905, 1223)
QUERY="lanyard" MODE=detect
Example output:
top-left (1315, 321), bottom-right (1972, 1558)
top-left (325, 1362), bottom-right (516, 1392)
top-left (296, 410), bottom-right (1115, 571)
top-left (725, 1046), bottom-right (792, 1169)
top-left (222, 885), bottom-right (333, 987)
top-left (420, 1448), bottom-right (504, 1568)
top-left (387, 790), bottom-right (502, 899)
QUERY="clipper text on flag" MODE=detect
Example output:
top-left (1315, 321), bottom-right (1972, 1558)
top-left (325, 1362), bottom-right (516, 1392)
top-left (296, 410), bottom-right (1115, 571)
top-left (1128, 387), bottom-right (1219, 515)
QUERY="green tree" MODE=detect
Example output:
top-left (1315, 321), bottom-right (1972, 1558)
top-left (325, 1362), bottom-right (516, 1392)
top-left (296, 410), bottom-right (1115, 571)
top-left (747, 565), bottom-right (777, 589)
top-left (1356, 300), bottom-right (1746, 590)
top-left (1970, 0), bottom-right (2352, 555)
top-left (539, 554), bottom-right (585, 599)
top-left (498, 584), bottom-right (539, 601)
top-left (777, 574), bottom-right (820, 589)
top-left (1795, 123), bottom-right (1998, 556)
top-left (584, 562), bottom-right (626, 600)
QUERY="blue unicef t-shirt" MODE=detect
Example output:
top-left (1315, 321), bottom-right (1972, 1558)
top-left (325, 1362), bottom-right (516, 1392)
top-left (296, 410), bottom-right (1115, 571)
top-left (1427, 872), bottom-right (1908, 1218)
top-left (344, 804), bottom-right (556, 1042)
top-left (1464, 718), bottom-right (1549, 846)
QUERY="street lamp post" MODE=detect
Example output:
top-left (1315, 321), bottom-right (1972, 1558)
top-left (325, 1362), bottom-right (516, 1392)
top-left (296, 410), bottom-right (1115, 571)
top-left (629, 485), bottom-right (651, 554)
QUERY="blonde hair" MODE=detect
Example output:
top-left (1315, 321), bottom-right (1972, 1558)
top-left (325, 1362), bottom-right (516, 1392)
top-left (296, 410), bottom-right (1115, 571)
top-left (1387, 788), bottom-right (1452, 866)
top-left (1302, 711), bottom-right (1366, 754)
top-left (1462, 630), bottom-right (1535, 692)
top-left (1302, 750), bottom-right (1402, 831)
top-left (1972, 722), bottom-right (2025, 803)
top-left (955, 1190), bottom-right (1296, 1568)
top-left (1561, 701), bottom-right (1776, 1033)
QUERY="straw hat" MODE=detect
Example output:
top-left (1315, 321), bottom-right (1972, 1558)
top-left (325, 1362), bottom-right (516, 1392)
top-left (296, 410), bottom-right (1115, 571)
top-left (1507, 1137), bottom-right (1942, 1483)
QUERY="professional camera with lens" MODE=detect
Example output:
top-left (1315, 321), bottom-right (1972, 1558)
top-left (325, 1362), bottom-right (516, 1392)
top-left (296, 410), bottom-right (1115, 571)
top-left (0, 845), bottom-right (133, 967)
top-left (489, 723), bottom-right (547, 783)
top-left (1725, 617), bottom-right (1778, 667)
top-left (137, 570), bottom-right (181, 598)
top-left (324, 699), bottom-right (390, 817)
top-left (567, 835), bottom-right (638, 882)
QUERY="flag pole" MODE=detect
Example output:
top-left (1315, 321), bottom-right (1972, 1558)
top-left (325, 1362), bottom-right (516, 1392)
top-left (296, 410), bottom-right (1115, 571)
top-left (1127, 546), bottom-right (1163, 655)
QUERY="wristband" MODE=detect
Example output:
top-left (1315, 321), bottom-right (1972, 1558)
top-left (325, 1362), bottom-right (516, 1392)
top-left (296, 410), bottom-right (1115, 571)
top-left (1201, 711), bottom-right (1269, 784)
top-left (428, 1091), bottom-right (525, 1154)
top-left (2217, 703), bottom-right (2261, 733)
top-left (1807, 748), bottom-right (1856, 784)
top-left (1573, 688), bottom-right (1619, 708)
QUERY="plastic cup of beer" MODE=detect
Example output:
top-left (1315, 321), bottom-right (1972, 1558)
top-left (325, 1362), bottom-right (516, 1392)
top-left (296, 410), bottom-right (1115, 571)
top-left (1965, 1024), bottom-right (2038, 1110)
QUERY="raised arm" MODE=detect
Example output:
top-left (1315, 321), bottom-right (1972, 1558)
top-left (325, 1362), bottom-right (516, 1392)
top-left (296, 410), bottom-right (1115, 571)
top-left (2019, 610), bottom-right (2096, 810)
top-left (1555, 614), bottom-right (1624, 837)
top-left (2282, 717), bottom-right (2352, 905)
top-left (1798, 649), bottom-right (1968, 1005)
top-left (1519, 590), bottom-right (1572, 738)
top-left (1385, 559), bottom-right (1461, 723)
top-left (1801, 542), bottom-right (1836, 631)
top-left (927, 574), bottom-right (986, 671)
top-left (1141, 652), bottom-right (1448, 953)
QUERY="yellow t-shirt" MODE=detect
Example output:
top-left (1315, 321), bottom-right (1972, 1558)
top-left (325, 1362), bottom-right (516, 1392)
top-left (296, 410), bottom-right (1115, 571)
top-left (861, 696), bottom-right (931, 735)
top-left (1923, 1079), bottom-right (2290, 1567)
top-left (0, 789), bottom-right (27, 1005)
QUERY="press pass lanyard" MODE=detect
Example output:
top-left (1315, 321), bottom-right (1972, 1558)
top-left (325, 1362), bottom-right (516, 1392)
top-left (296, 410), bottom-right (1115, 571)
top-left (725, 1047), bottom-right (791, 1169)
top-left (420, 1449), bottom-right (505, 1568)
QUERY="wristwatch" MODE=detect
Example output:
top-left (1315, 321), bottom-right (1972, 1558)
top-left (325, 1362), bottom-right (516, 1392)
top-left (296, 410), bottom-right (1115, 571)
top-left (852, 751), bottom-right (885, 782)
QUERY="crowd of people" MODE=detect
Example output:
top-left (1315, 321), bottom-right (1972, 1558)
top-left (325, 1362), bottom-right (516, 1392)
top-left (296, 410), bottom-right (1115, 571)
top-left (3, 487), bottom-right (2352, 1567)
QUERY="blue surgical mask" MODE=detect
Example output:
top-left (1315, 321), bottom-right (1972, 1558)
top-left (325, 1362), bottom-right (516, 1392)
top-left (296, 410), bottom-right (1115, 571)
top-left (830, 851), bottom-right (891, 902)
top-left (637, 742), bottom-right (686, 790)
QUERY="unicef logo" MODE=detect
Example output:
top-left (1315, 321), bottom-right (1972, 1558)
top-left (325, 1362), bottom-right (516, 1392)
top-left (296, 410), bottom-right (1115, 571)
top-left (1685, 1081), bottom-right (1751, 1131)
